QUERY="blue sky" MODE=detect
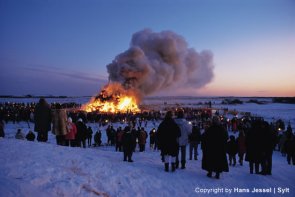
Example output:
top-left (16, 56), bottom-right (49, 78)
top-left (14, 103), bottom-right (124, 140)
top-left (0, 0), bottom-right (294, 96)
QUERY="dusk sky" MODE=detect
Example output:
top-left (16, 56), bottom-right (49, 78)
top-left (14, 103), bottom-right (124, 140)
top-left (1, 0), bottom-right (294, 97)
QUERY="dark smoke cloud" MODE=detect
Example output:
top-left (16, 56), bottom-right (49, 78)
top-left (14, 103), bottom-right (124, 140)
top-left (107, 29), bottom-right (214, 97)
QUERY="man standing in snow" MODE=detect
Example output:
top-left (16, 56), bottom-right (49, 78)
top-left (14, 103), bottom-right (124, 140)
top-left (175, 110), bottom-right (192, 169)
top-left (34, 98), bottom-right (51, 142)
top-left (122, 125), bottom-right (136, 162)
top-left (157, 111), bottom-right (181, 172)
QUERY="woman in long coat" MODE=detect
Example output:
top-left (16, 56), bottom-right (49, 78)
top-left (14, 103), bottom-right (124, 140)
top-left (201, 116), bottom-right (229, 179)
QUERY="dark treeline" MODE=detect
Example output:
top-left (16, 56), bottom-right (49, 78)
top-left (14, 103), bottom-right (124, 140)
top-left (273, 97), bottom-right (295, 104)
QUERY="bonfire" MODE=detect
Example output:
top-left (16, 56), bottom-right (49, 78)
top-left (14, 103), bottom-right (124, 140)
top-left (82, 83), bottom-right (140, 113)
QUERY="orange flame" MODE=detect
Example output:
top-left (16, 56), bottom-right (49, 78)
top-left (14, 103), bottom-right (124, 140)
top-left (82, 83), bottom-right (140, 113)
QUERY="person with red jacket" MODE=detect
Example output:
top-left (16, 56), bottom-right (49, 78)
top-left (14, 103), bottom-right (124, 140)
top-left (237, 130), bottom-right (246, 166)
top-left (65, 117), bottom-right (77, 147)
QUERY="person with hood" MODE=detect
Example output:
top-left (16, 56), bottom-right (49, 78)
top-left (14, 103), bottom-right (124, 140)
top-left (52, 103), bottom-right (68, 146)
top-left (65, 117), bottom-right (77, 147)
top-left (15, 129), bottom-right (25, 140)
top-left (26, 130), bottom-right (36, 141)
top-left (201, 116), bottom-right (229, 179)
top-left (284, 130), bottom-right (295, 165)
top-left (157, 111), bottom-right (181, 172)
top-left (34, 98), bottom-right (51, 142)
top-left (76, 118), bottom-right (88, 148)
top-left (122, 125), bottom-right (136, 162)
top-left (175, 110), bottom-right (192, 169)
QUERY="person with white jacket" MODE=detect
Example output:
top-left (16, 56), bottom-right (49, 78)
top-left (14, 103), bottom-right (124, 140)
top-left (174, 110), bottom-right (192, 169)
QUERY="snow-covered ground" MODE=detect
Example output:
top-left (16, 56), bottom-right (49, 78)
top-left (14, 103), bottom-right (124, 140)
top-left (1, 97), bottom-right (295, 196)
top-left (1, 119), bottom-right (295, 197)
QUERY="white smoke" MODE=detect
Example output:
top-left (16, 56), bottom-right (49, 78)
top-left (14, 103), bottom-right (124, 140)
top-left (107, 29), bottom-right (214, 97)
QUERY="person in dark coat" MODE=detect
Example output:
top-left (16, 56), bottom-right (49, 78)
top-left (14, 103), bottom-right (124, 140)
top-left (138, 127), bottom-right (148, 152)
top-left (75, 118), bottom-right (88, 148)
top-left (245, 120), bottom-right (263, 174)
top-left (122, 126), bottom-right (136, 162)
top-left (34, 98), bottom-right (51, 142)
top-left (284, 131), bottom-right (295, 165)
top-left (94, 130), bottom-right (102, 147)
top-left (226, 135), bottom-right (238, 166)
top-left (116, 127), bottom-right (124, 152)
top-left (201, 116), bottom-right (229, 179)
top-left (26, 130), bottom-right (36, 141)
top-left (260, 121), bottom-right (276, 175)
top-left (87, 126), bottom-right (93, 147)
top-left (157, 111), bottom-right (181, 172)
top-left (189, 123), bottom-right (202, 160)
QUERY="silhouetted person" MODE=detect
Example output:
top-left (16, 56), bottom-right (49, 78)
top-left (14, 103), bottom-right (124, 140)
top-left (245, 120), bottom-right (263, 174)
top-left (189, 123), bottom-right (201, 160)
top-left (157, 111), bottom-right (181, 172)
top-left (202, 116), bottom-right (229, 179)
top-left (34, 98), bottom-right (51, 142)
top-left (76, 118), bottom-right (88, 148)
top-left (284, 131), bottom-right (295, 165)
top-left (227, 135), bottom-right (238, 166)
top-left (94, 130), bottom-right (102, 147)
top-left (260, 121), bottom-right (276, 175)
top-left (122, 126), bottom-right (136, 162)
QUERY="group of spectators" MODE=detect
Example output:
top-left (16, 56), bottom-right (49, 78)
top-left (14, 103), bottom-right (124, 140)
top-left (1, 98), bottom-right (295, 180)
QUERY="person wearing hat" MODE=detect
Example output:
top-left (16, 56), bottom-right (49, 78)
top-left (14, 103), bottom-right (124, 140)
top-left (65, 117), bottom-right (77, 147)
top-left (157, 111), bottom-right (181, 172)
top-left (75, 118), bottom-right (88, 148)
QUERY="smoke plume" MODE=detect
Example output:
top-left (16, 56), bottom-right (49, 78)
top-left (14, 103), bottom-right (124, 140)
top-left (107, 29), bottom-right (214, 98)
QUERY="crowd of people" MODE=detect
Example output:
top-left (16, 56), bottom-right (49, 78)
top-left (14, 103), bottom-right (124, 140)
top-left (0, 98), bottom-right (295, 180)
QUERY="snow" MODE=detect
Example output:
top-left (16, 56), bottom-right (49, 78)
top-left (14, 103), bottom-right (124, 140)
top-left (1, 120), bottom-right (295, 197)
top-left (1, 98), bottom-right (295, 196)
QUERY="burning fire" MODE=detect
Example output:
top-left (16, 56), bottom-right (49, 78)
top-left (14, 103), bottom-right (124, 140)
top-left (82, 83), bottom-right (140, 113)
